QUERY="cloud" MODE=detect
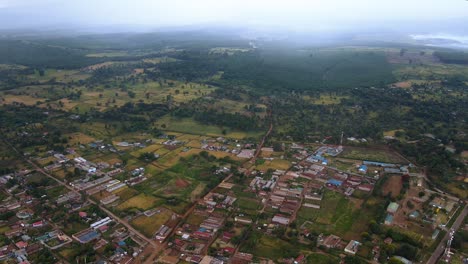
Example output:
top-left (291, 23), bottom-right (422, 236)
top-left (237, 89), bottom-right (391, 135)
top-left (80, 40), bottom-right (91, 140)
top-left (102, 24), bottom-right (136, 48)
top-left (0, 0), bottom-right (467, 32)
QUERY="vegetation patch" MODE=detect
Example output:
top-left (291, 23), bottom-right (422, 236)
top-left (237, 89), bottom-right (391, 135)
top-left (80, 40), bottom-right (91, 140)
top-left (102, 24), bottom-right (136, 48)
top-left (116, 193), bottom-right (159, 211)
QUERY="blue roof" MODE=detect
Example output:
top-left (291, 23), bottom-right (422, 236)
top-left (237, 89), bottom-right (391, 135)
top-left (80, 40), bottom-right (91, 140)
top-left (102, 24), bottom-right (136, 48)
top-left (77, 230), bottom-right (100, 243)
top-left (359, 165), bottom-right (368, 171)
top-left (363, 161), bottom-right (397, 167)
top-left (385, 214), bottom-right (394, 223)
top-left (409, 211), bottom-right (420, 218)
top-left (118, 241), bottom-right (126, 246)
top-left (327, 179), bottom-right (343, 186)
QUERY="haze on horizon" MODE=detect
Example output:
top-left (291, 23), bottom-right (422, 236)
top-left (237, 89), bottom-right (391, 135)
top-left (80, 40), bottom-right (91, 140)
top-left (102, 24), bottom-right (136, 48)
top-left (0, 0), bottom-right (467, 34)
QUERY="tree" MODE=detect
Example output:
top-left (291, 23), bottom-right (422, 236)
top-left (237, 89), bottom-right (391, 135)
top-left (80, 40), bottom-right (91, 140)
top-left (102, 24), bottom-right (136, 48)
top-left (128, 90), bottom-right (136, 98)
top-left (344, 255), bottom-right (364, 264)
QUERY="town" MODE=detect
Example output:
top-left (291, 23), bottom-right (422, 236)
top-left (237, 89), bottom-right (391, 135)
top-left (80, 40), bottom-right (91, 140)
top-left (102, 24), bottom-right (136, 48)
top-left (0, 128), bottom-right (465, 264)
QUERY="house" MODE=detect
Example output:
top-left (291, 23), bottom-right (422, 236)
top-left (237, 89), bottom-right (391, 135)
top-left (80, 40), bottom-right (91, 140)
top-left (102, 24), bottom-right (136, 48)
top-left (387, 202), bottom-right (399, 214)
top-left (318, 234), bottom-right (341, 249)
top-left (392, 256), bottom-right (413, 264)
top-left (25, 243), bottom-right (42, 255)
top-left (384, 237), bottom-right (393, 244)
top-left (15, 241), bottom-right (28, 249)
top-left (232, 252), bottom-right (253, 264)
top-left (358, 184), bottom-right (373, 192)
top-left (327, 179), bottom-right (343, 187)
top-left (237, 149), bottom-right (254, 159)
top-left (222, 232), bottom-right (234, 242)
top-left (223, 247), bottom-right (235, 255)
top-left (294, 255), bottom-right (305, 264)
top-left (409, 211), bottom-right (420, 219)
top-left (193, 231), bottom-right (212, 240)
top-left (272, 214), bottom-right (290, 225)
top-left (384, 214), bottom-right (394, 225)
top-left (72, 229), bottom-right (100, 244)
top-left (344, 240), bottom-right (360, 255)
top-left (78, 211), bottom-right (87, 218)
top-left (358, 165), bottom-right (368, 173)
top-left (199, 256), bottom-right (214, 264)
top-left (234, 216), bottom-right (252, 225)
top-left (32, 220), bottom-right (46, 228)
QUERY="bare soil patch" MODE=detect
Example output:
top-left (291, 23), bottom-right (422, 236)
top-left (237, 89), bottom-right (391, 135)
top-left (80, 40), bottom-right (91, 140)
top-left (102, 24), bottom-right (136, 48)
top-left (382, 176), bottom-right (403, 198)
top-left (175, 178), bottom-right (190, 188)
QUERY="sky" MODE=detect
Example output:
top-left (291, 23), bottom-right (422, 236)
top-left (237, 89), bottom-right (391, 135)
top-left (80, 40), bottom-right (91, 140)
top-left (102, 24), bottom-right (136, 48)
top-left (0, 0), bottom-right (467, 33)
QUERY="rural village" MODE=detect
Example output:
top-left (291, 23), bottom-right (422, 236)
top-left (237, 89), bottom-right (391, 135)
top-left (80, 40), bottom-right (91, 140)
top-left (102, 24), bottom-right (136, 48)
top-left (0, 127), bottom-right (465, 264)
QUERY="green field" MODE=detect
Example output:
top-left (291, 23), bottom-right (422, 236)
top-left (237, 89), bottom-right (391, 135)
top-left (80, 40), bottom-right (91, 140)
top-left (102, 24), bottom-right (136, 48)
top-left (340, 147), bottom-right (406, 163)
top-left (131, 208), bottom-right (173, 237)
top-left (307, 253), bottom-right (340, 264)
top-left (297, 190), bottom-right (369, 240)
top-left (154, 116), bottom-right (262, 139)
top-left (241, 233), bottom-right (299, 260)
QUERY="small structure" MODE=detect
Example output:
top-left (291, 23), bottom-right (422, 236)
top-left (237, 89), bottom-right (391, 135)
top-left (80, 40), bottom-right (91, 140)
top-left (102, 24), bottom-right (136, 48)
top-left (384, 214), bottom-right (394, 225)
top-left (409, 211), bottom-right (420, 219)
top-left (234, 216), bottom-right (253, 225)
top-left (327, 179), bottom-right (343, 187)
top-left (358, 165), bottom-right (368, 173)
top-left (318, 234), bottom-right (342, 249)
top-left (272, 214), bottom-right (290, 225)
top-left (344, 240), bottom-right (360, 255)
top-left (72, 229), bottom-right (100, 244)
top-left (387, 202), bottom-right (399, 214)
top-left (392, 256), bottom-right (413, 264)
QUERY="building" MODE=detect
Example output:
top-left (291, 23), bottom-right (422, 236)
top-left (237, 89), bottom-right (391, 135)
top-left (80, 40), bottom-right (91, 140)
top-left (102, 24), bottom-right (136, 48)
top-left (272, 214), bottom-right (290, 225)
top-left (384, 214), bottom-right (394, 225)
top-left (358, 184), bottom-right (373, 192)
top-left (344, 240), bottom-right (361, 255)
top-left (327, 179), bottom-right (343, 187)
top-left (72, 229), bottom-right (100, 244)
top-left (358, 165), bottom-right (368, 173)
top-left (234, 216), bottom-right (252, 225)
top-left (387, 202), bottom-right (399, 214)
top-left (392, 256), bottom-right (412, 264)
top-left (232, 252), bottom-right (253, 264)
top-left (318, 234), bottom-right (342, 249)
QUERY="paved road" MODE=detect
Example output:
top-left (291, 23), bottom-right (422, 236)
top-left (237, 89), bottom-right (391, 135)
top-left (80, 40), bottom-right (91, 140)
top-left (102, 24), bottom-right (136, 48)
top-left (426, 204), bottom-right (467, 264)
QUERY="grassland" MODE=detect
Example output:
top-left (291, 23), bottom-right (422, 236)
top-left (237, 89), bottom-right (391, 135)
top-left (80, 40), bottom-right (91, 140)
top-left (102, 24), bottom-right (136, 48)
top-left (27, 69), bottom-right (90, 82)
top-left (116, 194), bottom-right (160, 211)
top-left (339, 147), bottom-right (406, 163)
top-left (255, 159), bottom-right (291, 171)
top-left (304, 94), bottom-right (349, 105)
top-left (393, 63), bottom-right (468, 81)
top-left (86, 51), bottom-right (130, 57)
top-left (242, 234), bottom-right (299, 260)
top-left (154, 116), bottom-right (261, 139)
top-left (306, 253), bottom-right (340, 264)
top-left (297, 190), bottom-right (370, 240)
top-left (131, 208), bottom-right (173, 237)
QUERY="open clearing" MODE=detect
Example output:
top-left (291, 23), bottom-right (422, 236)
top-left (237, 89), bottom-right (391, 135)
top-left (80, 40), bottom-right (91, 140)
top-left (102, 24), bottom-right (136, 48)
top-left (116, 193), bottom-right (159, 211)
top-left (340, 147), bottom-right (406, 163)
top-left (381, 176), bottom-right (403, 198)
top-left (255, 159), bottom-right (291, 171)
top-left (131, 208), bottom-right (173, 237)
top-left (154, 116), bottom-right (262, 139)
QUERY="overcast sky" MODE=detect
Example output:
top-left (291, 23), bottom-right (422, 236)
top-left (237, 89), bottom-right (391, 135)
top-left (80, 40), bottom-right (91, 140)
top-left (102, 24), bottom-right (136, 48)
top-left (0, 0), bottom-right (467, 32)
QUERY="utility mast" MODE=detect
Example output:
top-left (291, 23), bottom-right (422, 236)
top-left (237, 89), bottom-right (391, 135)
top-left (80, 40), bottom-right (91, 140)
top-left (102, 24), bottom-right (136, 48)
top-left (340, 131), bottom-right (344, 146)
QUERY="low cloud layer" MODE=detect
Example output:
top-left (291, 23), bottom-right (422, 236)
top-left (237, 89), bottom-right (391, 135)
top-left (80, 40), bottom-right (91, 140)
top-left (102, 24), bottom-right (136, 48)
top-left (0, 0), bottom-right (467, 33)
